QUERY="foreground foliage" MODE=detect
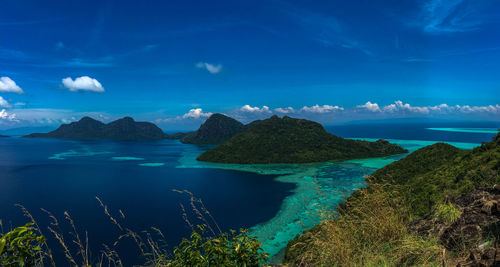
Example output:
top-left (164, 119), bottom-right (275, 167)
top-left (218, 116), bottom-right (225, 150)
top-left (0, 192), bottom-right (268, 267)
top-left (0, 223), bottom-right (46, 267)
top-left (157, 225), bottom-right (268, 266)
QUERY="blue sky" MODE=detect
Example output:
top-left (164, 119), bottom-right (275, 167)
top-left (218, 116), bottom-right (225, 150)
top-left (1, 0), bottom-right (499, 130)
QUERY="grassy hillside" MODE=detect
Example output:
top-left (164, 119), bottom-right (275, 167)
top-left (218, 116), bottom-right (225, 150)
top-left (198, 115), bottom-right (408, 164)
top-left (284, 132), bottom-right (500, 266)
top-left (372, 134), bottom-right (500, 216)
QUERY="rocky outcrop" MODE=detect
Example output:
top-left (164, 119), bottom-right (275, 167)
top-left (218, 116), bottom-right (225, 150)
top-left (457, 246), bottom-right (500, 267)
top-left (409, 186), bottom-right (500, 250)
top-left (409, 186), bottom-right (500, 266)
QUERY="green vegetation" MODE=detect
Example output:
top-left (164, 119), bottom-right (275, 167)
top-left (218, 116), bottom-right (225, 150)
top-left (198, 115), bottom-right (408, 164)
top-left (284, 184), bottom-right (443, 266)
top-left (181, 113), bottom-right (245, 144)
top-left (159, 226), bottom-right (267, 266)
top-left (434, 202), bottom-right (461, 224)
top-left (0, 222), bottom-right (48, 267)
top-left (371, 134), bottom-right (500, 216)
top-left (284, 132), bottom-right (499, 266)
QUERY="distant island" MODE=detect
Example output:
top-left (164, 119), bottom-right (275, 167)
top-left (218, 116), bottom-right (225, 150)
top-left (165, 131), bottom-right (194, 140)
top-left (198, 115), bottom-right (408, 164)
top-left (24, 116), bottom-right (169, 140)
top-left (181, 113), bottom-right (246, 144)
top-left (0, 134), bottom-right (9, 138)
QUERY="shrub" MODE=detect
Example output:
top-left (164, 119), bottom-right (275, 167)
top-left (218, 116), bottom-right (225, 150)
top-left (0, 223), bottom-right (46, 267)
top-left (435, 202), bottom-right (461, 224)
top-left (159, 225), bottom-right (268, 266)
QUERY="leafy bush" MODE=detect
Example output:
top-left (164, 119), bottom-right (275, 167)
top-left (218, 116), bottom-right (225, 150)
top-left (0, 223), bottom-right (46, 267)
top-left (158, 225), bottom-right (268, 266)
top-left (435, 203), bottom-right (461, 224)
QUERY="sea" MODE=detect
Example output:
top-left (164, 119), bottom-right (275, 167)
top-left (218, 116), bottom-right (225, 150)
top-left (0, 121), bottom-right (498, 265)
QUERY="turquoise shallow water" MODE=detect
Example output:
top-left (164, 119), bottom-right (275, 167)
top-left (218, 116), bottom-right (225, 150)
top-left (111, 156), bottom-right (145, 161)
top-left (177, 138), bottom-right (481, 261)
top-left (426, 127), bottom-right (498, 134)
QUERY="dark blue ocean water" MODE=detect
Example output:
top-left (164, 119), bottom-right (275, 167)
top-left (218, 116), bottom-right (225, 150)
top-left (0, 138), bottom-right (294, 265)
top-left (327, 120), bottom-right (499, 143)
top-left (0, 121), bottom-right (497, 265)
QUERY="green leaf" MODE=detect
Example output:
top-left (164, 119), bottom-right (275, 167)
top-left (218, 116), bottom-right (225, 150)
top-left (0, 238), bottom-right (5, 255)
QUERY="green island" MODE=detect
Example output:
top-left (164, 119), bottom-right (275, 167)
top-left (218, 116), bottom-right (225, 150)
top-left (198, 115), bottom-right (408, 164)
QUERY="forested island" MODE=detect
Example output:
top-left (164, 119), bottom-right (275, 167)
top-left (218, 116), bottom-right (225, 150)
top-left (23, 116), bottom-right (169, 140)
top-left (198, 115), bottom-right (408, 164)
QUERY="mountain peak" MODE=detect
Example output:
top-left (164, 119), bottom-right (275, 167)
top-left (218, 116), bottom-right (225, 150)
top-left (79, 116), bottom-right (100, 123)
top-left (181, 113), bottom-right (245, 144)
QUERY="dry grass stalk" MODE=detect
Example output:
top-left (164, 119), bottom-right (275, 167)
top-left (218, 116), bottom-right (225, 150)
top-left (15, 204), bottom-right (56, 266)
top-left (95, 196), bottom-right (123, 231)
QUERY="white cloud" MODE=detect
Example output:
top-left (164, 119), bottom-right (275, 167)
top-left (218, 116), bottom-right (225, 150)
top-left (0, 77), bottom-right (24, 94)
top-left (0, 109), bottom-right (17, 121)
top-left (0, 96), bottom-right (12, 108)
top-left (182, 108), bottom-right (213, 119)
top-left (62, 76), bottom-right (105, 93)
top-left (275, 107), bottom-right (296, 113)
top-left (300, 104), bottom-right (344, 113)
top-left (196, 62), bottom-right (222, 74)
top-left (156, 108), bottom-right (213, 124)
top-left (240, 105), bottom-right (271, 113)
top-left (357, 101), bottom-right (381, 112)
top-left (382, 100), bottom-right (430, 114)
top-left (459, 104), bottom-right (500, 113)
top-left (357, 101), bottom-right (500, 116)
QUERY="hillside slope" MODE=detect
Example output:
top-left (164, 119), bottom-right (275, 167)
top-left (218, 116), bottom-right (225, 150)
top-left (284, 132), bottom-right (500, 266)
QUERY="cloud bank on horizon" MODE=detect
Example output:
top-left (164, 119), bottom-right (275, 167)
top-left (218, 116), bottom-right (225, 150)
top-left (2, 100), bottom-right (499, 131)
